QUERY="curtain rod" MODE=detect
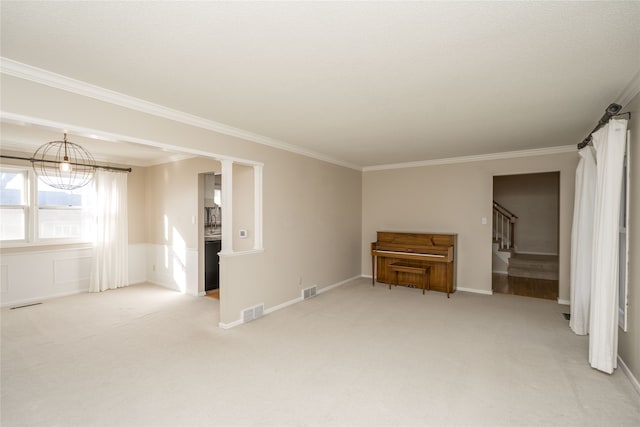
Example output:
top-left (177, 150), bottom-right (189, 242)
top-left (577, 103), bottom-right (631, 150)
top-left (0, 154), bottom-right (132, 173)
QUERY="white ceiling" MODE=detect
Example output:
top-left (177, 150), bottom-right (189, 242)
top-left (0, 121), bottom-right (192, 167)
top-left (1, 1), bottom-right (640, 168)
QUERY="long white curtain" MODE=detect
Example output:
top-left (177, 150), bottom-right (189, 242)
top-left (570, 146), bottom-right (596, 335)
top-left (90, 170), bottom-right (129, 292)
top-left (587, 118), bottom-right (628, 374)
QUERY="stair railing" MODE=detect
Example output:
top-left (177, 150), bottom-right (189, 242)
top-left (493, 201), bottom-right (518, 250)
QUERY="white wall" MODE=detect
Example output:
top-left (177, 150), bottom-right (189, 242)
top-left (0, 244), bottom-right (147, 307)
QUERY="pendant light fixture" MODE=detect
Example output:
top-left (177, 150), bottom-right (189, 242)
top-left (31, 133), bottom-right (96, 190)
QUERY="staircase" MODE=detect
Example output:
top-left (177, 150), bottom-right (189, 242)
top-left (507, 253), bottom-right (559, 281)
top-left (491, 201), bottom-right (558, 281)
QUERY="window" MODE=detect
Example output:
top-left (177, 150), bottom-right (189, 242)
top-left (0, 170), bottom-right (27, 241)
top-left (0, 166), bottom-right (94, 245)
top-left (37, 180), bottom-right (94, 241)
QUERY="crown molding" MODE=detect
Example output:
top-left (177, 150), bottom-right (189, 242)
top-left (0, 111), bottom-right (263, 168)
top-left (0, 57), bottom-right (583, 173)
top-left (617, 67), bottom-right (640, 110)
top-left (362, 145), bottom-right (576, 172)
top-left (0, 57), bottom-right (361, 171)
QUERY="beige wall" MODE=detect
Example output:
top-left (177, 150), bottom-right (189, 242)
top-left (221, 152), bottom-right (362, 323)
top-left (494, 172), bottom-right (559, 254)
top-left (232, 163), bottom-right (255, 252)
top-left (1, 74), bottom-right (363, 324)
top-left (619, 91), bottom-right (640, 383)
top-left (145, 157), bottom-right (220, 249)
top-left (362, 152), bottom-right (577, 299)
top-left (127, 166), bottom-right (147, 244)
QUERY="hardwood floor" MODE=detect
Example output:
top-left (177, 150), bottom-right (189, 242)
top-left (492, 273), bottom-right (558, 300)
top-left (205, 290), bottom-right (220, 300)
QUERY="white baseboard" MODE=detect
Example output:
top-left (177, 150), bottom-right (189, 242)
top-left (264, 296), bottom-right (303, 315)
top-left (218, 319), bottom-right (243, 329)
top-left (146, 279), bottom-right (181, 293)
top-left (317, 275), bottom-right (362, 294)
top-left (618, 355), bottom-right (640, 397)
top-left (222, 275), bottom-right (361, 329)
top-left (457, 286), bottom-right (493, 296)
top-left (492, 270), bottom-right (508, 275)
top-left (1, 289), bottom-right (87, 308)
top-left (557, 298), bottom-right (570, 305)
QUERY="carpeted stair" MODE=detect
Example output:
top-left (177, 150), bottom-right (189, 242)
top-left (507, 253), bottom-right (558, 281)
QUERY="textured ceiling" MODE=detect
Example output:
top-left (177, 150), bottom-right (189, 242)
top-left (0, 122), bottom-right (192, 167)
top-left (1, 1), bottom-right (640, 167)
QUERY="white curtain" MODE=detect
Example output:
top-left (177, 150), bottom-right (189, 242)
top-left (90, 169), bottom-right (129, 292)
top-left (587, 118), bottom-right (628, 374)
top-left (569, 146), bottom-right (596, 335)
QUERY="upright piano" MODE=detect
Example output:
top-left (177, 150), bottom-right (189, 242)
top-left (371, 231), bottom-right (457, 296)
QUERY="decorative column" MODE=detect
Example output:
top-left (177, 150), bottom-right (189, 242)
top-left (220, 159), bottom-right (233, 254)
top-left (253, 164), bottom-right (264, 250)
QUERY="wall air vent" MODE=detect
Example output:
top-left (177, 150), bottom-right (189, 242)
top-left (254, 304), bottom-right (264, 319)
top-left (242, 308), bottom-right (254, 323)
top-left (242, 303), bottom-right (265, 323)
top-left (302, 286), bottom-right (317, 300)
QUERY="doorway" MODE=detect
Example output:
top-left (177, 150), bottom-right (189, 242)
top-left (491, 172), bottom-right (560, 300)
top-left (203, 173), bottom-right (222, 300)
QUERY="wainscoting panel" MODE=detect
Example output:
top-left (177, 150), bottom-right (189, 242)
top-left (1, 244), bottom-right (150, 307)
top-left (1, 264), bottom-right (8, 294)
top-left (146, 244), bottom-right (199, 296)
top-left (53, 256), bottom-right (92, 290)
top-left (0, 247), bottom-right (94, 307)
top-left (128, 243), bottom-right (148, 285)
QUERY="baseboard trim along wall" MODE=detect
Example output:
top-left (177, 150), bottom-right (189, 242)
top-left (557, 299), bottom-right (570, 305)
top-left (0, 243), bottom-right (148, 307)
top-left (218, 275), bottom-right (361, 329)
top-left (1, 289), bottom-right (86, 309)
top-left (457, 287), bottom-right (494, 296)
top-left (318, 275), bottom-right (362, 295)
top-left (618, 356), bottom-right (640, 397)
top-left (145, 243), bottom-right (199, 296)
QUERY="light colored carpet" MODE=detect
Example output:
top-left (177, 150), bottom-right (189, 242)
top-left (2, 278), bottom-right (639, 426)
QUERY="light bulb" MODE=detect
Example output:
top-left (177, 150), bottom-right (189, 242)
top-left (59, 160), bottom-right (71, 172)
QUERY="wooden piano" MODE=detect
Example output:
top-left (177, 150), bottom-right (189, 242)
top-left (371, 231), bottom-right (457, 297)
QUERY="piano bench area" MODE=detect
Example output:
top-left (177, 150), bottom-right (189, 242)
top-left (389, 263), bottom-right (430, 295)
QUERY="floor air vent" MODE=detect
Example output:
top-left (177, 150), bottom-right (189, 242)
top-left (10, 302), bottom-right (42, 310)
top-left (242, 304), bottom-right (265, 323)
top-left (302, 286), bottom-right (317, 300)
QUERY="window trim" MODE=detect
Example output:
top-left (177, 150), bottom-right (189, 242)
top-left (0, 166), bottom-right (29, 244)
top-left (0, 165), bottom-right (95, 248)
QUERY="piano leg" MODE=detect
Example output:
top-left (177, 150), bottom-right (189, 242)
top-left (371, 254), bottom-right (375, 286)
